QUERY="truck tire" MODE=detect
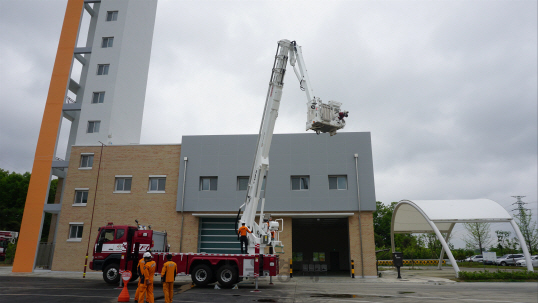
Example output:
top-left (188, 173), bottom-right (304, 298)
top-left (191, 264), bottom-right (213, 287)
top-left (216, 264), bottom-right (238, 288)
top-left (103, 263), bottom-right (120, 284)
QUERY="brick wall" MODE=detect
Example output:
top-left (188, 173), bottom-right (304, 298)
top-left (51, 144), bottom-right (185, 271)
top-left (348, 211), bottom-right (377, 277)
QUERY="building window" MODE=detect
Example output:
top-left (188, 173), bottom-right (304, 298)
top-left (87, 121), bottom-right (100, 133)
top-left (291, 176), bottom-right (309, 190)
top-left (115, 177), bottom-right (132, 192)
top-left (101, 37), bottom-right (114, 48)
top-left (237, 176), bottom-right (266, 191)
top-left (200, 177), bottom-right (217, 191)
top-left (106, 11), bottom-right (118, 21)
top-left (329, 176), bottom-right (347, 190)
top-left (74, 190), bottom-right (88, 204)
top-left (80, 154), bottom-right (94, 168)
top-left (69, 223), bottom-right (83, 240)
top-left (237, 177), bottom-right (249, 191)
top-left (148, 177), bottom-right (166, 192)
top-left (92, 92), bottom-right (105, 104)
top-left (97, 64), bottom-right (109, 75)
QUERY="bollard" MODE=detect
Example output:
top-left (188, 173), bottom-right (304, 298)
top-left (117, 270), bottom-right (131, 302)
top-left (289, 258), bottom-right (293, 278)
top-left (351, 260), bottom-right (355, 278)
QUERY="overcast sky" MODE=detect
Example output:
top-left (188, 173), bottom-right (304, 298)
top-left (1, 0), bottom-right (536, 249)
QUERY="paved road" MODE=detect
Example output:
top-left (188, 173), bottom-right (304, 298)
top-left (1, 274), bottom-right (537, 303)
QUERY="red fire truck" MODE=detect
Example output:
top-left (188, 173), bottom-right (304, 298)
top-left (0, 231), bottom-right (18, 262)
top-left (89, 222), bottom-right (279, 288)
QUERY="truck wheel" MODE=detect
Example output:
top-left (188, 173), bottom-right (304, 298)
top-left (103, 263), bottom-right (120, 284)
top-left (216, 265), bottom-right (238, 288)
top-left (191, 264), bottom-right (213, 287)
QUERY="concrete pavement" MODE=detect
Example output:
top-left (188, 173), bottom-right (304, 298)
top-left (1, 266), bottom-right (537, 303)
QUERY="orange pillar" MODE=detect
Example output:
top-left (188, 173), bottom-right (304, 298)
top-left (12, 0), bottom-right (84, 272)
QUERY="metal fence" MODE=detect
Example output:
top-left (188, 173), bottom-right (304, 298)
top-left (35, 242), bottom-right (55, 269)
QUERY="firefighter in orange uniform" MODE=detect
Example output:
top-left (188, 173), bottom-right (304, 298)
top-left (237, 222), bottom-right (252, 254)
top-left (134, 257), bottom-right (146, 302)
top-left (161, 254), bottom-right (177, 303)
top-left (138, 252), bottom-right (156, 303)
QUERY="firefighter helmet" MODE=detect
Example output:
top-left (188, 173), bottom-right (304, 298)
top-left (143, 252), bottom-right (152, 258)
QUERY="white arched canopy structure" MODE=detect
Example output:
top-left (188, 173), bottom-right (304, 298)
top-left (391, 199), bottom-right (534, 277)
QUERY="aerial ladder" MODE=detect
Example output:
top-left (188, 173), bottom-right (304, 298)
top-left (237, 40), bottom-right (349, 255)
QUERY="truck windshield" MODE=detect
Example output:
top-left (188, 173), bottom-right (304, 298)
top-left (99, 229), bottom-right (115, 242)
top-left (116, 229), bottom-right (125, 239)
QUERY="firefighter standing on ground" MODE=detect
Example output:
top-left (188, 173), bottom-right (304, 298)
top-left (161, 254), bottom-right (177, 303)
top-left (134, 256), bottom-right (147, 302)
top-left (138, 252), bottom-right (156, 303)
top-left (238, 222), bottom-right (252, 254)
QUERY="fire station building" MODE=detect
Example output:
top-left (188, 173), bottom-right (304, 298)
top-left (49, 132), bottom-right (378, 277)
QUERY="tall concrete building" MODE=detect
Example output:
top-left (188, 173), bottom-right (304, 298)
top-left (13, 0), bottom-right (158, 272)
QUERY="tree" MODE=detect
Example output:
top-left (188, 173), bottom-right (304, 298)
top-left (514, 209), bottom-right (538, 255)
top-left (0, 169), bottom-right (57, 238)
top-left (495, 230), bottom-right (511, 255)
top-left (373, 201), bottom-right (395, 248)
top-left (463, 222), bottom-right (493, 253)
top-left (0, 169), bottom-right (31, 231)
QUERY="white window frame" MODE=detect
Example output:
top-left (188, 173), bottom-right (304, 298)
top-left (200, 177), bottom-right (218, 191)
top-left (148, 175), bottom-right (166, 193)
top-left (67, 223), bottom-right (84, 242)
top-left (87, 121), bottom-right (100, 133)
top-left (328, 175), bottom-right (347, 190)
top-left (97, 64), bottom-right (109, 75)
top-left (291, 176), bottom-right (310, 191)
top-left (73, 188), bottom-right (89, 206)
top-left (106, 11), bottom-right (118, 21)
top-left (79, 153), bottom-right (94, 169)
top-left (114, 175), bottom-right (132, 193)
top-left (101, 37), bottom-right (114, 48)
top-left (92, 92), bottom-right (105, 104)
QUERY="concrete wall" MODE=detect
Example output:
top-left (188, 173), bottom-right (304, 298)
top-left (75, 0), bottom-right (158, 146)
top-left (177, 132), bottom-right (376, 212)
top-left (51, 144), bottom-right (187, 271)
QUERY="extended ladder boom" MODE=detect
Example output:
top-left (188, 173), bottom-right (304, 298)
top-left (239, 40), bottom-right (348, 254)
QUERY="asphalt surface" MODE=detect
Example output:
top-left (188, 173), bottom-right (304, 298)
top-left (1, 268), bottom-right (537, 303)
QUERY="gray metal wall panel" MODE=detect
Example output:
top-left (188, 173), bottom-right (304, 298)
top-left (176, 132), bottom-right (376, 212)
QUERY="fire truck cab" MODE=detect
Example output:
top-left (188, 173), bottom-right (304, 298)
top-left (89, 222), bottom-right (167, 284)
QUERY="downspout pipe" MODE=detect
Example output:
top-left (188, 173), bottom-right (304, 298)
top-left (179, 157), bottom-right (188, 253)
top-left (354, 154), bottom-right (364, 278)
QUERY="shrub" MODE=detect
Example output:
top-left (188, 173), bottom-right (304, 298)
top-left (4, 242), bottom-right (17, 264)
top-left (459, 270), bottom-right (538, 281)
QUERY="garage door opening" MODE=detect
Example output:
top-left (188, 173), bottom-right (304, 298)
top-left (292, 218), bottom-right (350, 276)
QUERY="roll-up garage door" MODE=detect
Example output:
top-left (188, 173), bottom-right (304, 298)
top-left (198, 218), bottom-right (241, 254)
